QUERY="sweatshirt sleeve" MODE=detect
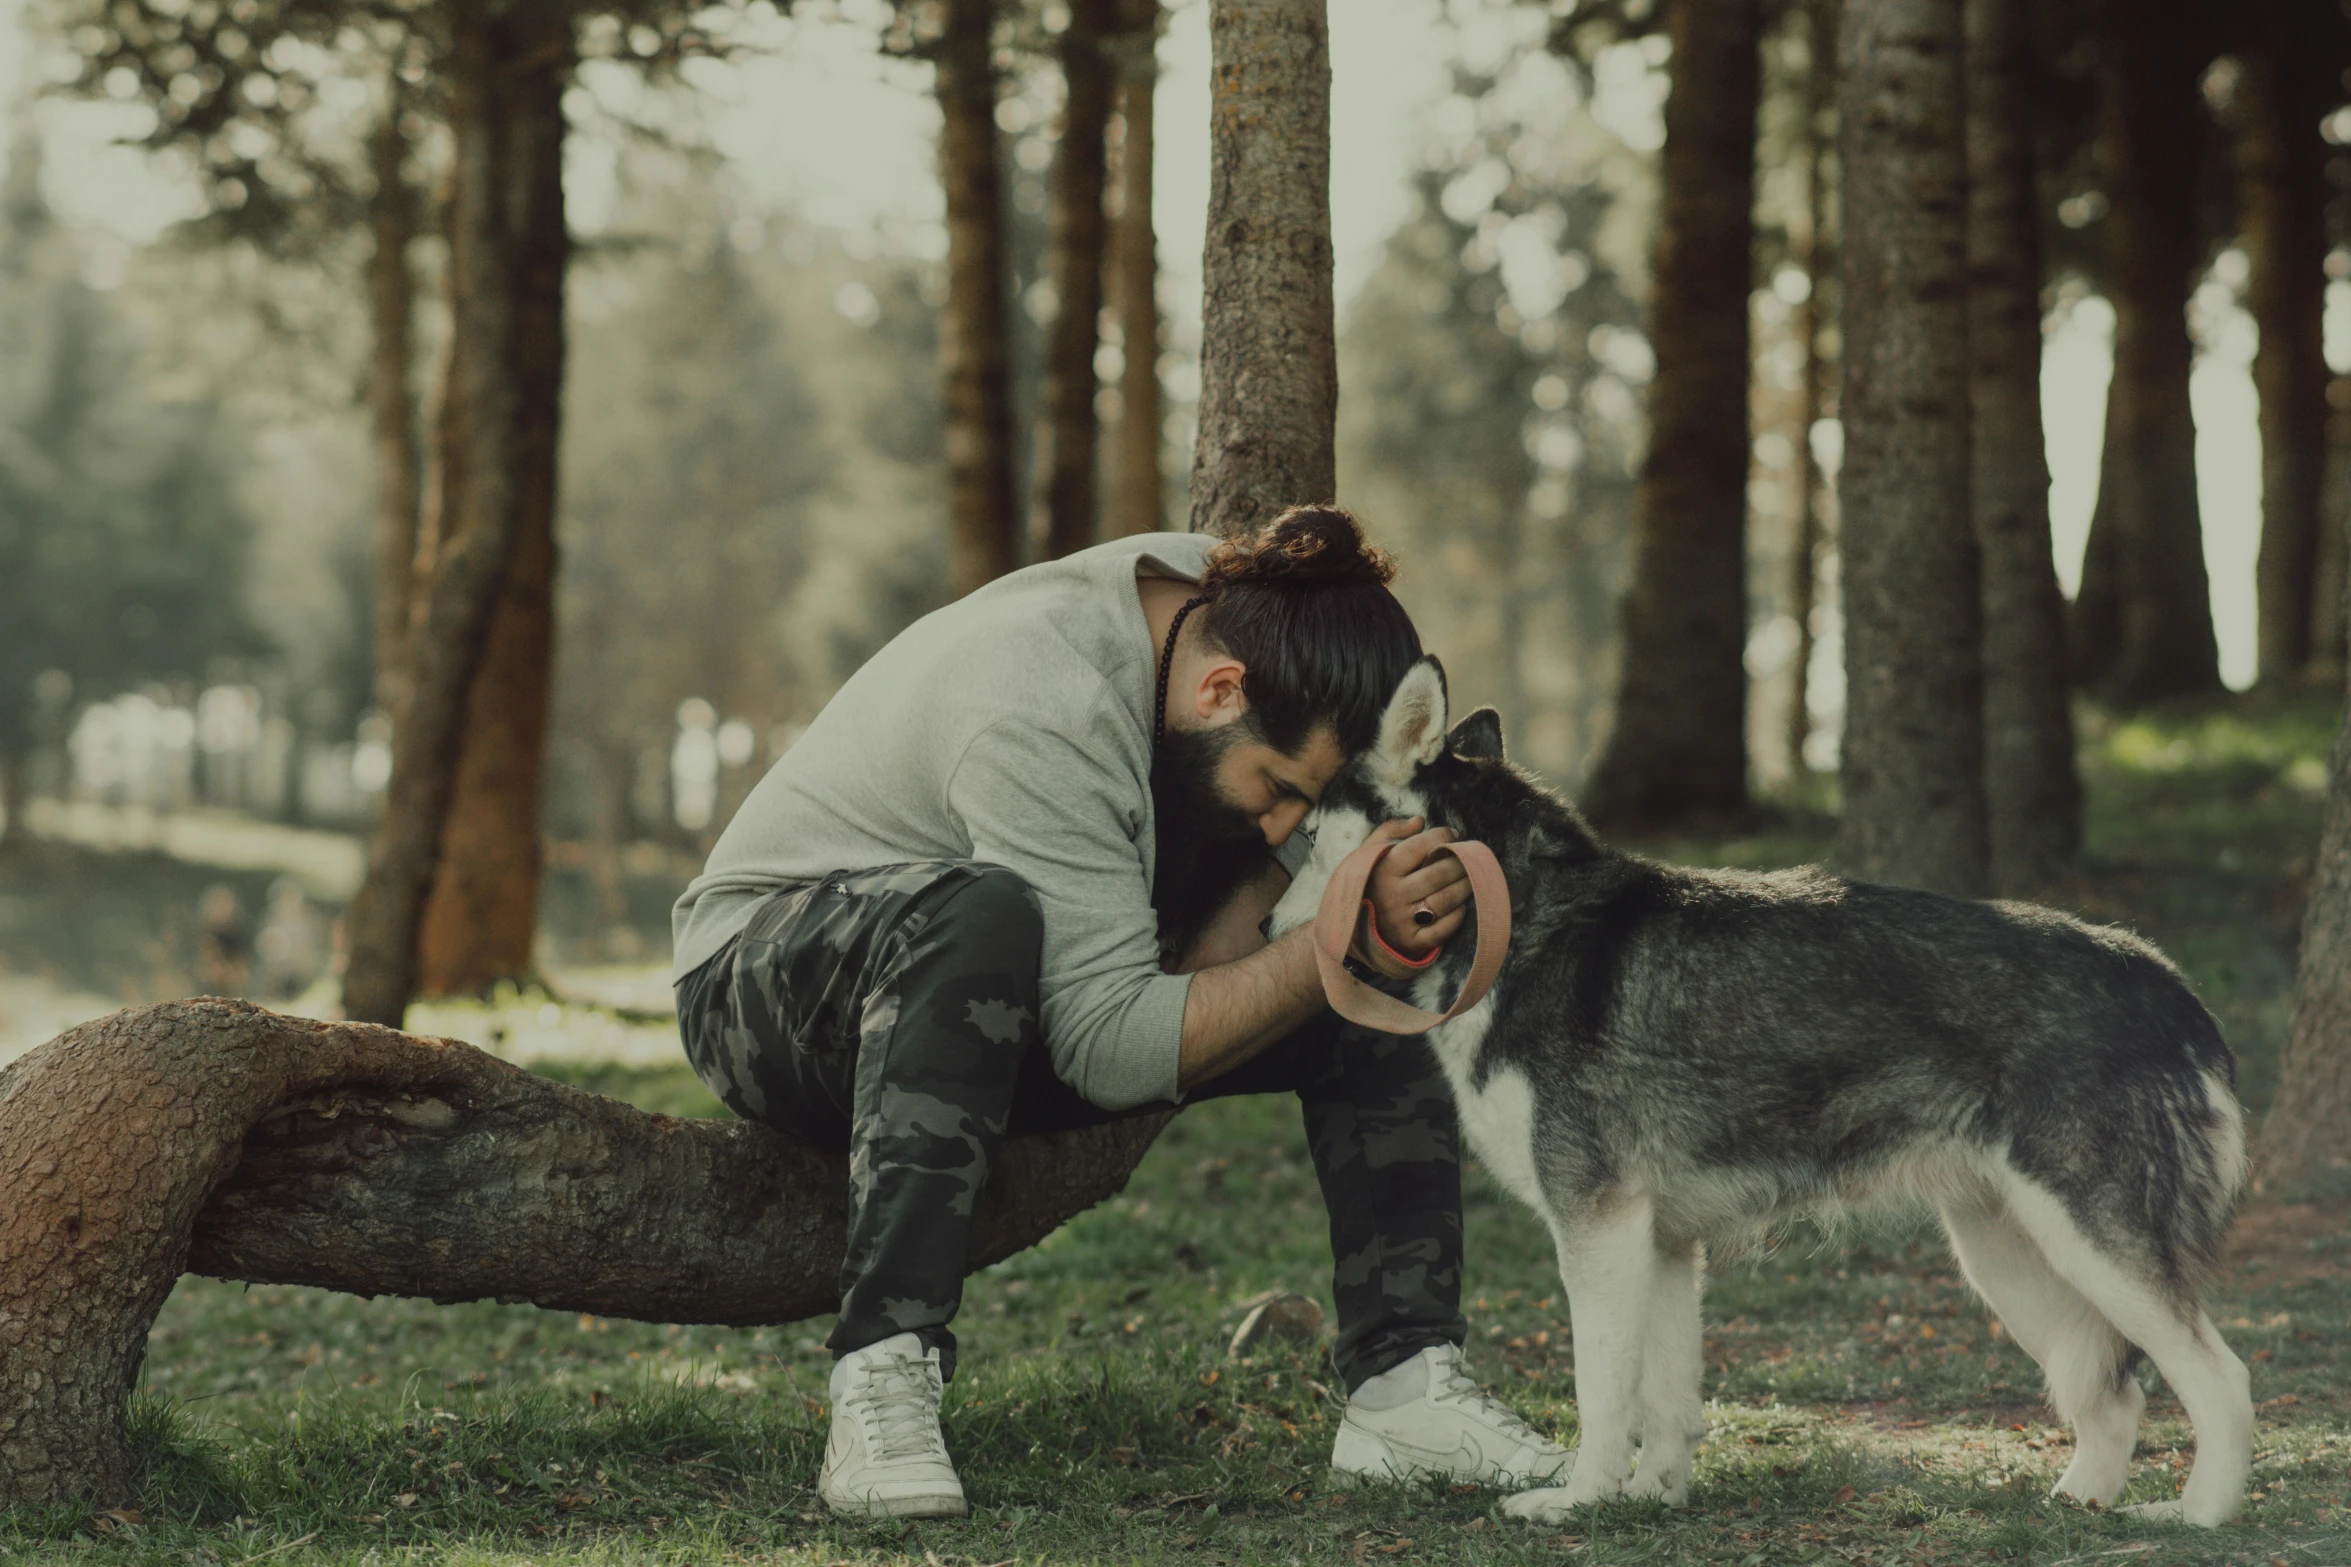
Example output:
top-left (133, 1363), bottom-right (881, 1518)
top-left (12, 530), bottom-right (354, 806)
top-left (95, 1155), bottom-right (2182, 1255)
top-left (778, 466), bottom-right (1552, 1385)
top-left (945, 713), bottom-right (1190, 1109)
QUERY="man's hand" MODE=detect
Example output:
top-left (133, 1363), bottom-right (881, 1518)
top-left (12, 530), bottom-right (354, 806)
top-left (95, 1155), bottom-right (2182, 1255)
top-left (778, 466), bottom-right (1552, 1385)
top-left (1360, 817), bottom-right (1470, 980)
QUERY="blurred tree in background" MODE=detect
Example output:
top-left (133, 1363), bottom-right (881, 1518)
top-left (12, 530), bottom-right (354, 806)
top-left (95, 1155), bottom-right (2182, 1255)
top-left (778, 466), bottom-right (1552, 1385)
top-left (2064, 0), bottom-right (2224, 706)
top-left (0, 120), bottom-right (261, 852)
top-left (7, 0), bottom-right (2351, 1064)
top-left (1966, 0), bottom-right (2078, 894)
top-left (552, 140), bottom-right (944, 948)
top-left (1579, 0), bottom-right (1757, 833)
top-left (1341, 13), bottom-right (1646, 787)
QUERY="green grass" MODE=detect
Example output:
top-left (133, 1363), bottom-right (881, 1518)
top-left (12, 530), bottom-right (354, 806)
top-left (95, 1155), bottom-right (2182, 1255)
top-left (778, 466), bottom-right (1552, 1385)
top-left (6, 694), bottom-right (2349, 1564)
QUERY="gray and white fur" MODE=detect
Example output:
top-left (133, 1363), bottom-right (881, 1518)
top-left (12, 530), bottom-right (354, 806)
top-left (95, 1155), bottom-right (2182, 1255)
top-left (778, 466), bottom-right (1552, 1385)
top-left (1270, 659), bottom-right (2252, 1527)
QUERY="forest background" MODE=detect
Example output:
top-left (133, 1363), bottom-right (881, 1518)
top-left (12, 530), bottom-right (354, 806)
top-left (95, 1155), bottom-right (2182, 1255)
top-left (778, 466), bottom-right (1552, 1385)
top-left (10, 0), bottom-right (2351, 1560)
top-left (0, 0), bottom-right (2318, 939)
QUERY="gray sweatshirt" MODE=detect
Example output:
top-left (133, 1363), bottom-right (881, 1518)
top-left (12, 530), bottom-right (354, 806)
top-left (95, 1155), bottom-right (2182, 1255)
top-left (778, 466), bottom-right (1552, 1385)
top-left (671, 531), bottom-right (1305, 1110)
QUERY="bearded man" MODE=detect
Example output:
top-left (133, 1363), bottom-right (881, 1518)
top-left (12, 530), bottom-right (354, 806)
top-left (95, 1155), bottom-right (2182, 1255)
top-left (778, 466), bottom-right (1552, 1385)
top-left (671, 506), bottom-right (1566, 1518)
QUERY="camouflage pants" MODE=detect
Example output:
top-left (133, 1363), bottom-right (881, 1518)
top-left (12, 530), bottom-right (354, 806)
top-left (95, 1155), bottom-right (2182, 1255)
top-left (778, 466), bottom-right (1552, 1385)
top-left (675, 860), bottom-right (1466, 1388)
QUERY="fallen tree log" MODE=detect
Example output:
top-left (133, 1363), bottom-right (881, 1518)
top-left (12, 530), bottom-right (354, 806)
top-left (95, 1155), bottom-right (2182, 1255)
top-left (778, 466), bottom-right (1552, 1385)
top-left (0, 1000), bottom-right (1169, 1509)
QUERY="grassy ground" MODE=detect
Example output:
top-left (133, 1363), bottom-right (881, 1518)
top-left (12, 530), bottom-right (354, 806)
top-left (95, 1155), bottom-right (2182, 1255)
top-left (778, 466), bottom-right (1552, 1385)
top-left (6, 695), bottom-right (2351, 1565)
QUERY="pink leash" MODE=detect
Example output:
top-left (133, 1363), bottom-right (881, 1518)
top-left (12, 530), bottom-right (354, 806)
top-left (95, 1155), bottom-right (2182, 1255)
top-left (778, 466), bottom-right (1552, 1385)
top-left (1310, 836), bottom-right (1512, 1034)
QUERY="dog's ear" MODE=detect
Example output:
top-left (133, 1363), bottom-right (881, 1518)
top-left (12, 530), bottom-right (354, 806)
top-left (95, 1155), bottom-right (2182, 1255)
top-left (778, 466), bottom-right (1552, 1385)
top-left (1371, 656), bottom-right (1449, 790)
top-left (1448, 706), bottom-right (1504, 762)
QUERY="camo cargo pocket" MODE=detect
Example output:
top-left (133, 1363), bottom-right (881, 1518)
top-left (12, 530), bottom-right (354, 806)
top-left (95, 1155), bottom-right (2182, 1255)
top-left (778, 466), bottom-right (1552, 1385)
top-left (737, 875), bottom-right (865, 1057)
top-left (676, 862), bottom-right (992, 1143)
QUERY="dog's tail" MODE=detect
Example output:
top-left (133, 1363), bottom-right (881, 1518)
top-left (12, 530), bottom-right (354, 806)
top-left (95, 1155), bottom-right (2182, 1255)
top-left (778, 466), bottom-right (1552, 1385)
top-left (2174, 1062), bottom-right (2249, 1286)
top-left (1999, 968), bottom-right (2246, 1297)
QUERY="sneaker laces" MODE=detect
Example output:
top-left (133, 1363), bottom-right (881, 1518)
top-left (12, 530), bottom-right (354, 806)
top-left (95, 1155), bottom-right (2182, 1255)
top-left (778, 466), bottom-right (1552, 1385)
top-left (1427, 1351), bottom-right (1549, 1447)
top-left (852, 1349), bottom-right (950, 1462)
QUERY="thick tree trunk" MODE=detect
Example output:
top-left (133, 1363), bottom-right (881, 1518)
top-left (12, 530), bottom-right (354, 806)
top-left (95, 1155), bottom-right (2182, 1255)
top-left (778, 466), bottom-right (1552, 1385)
top-left (1582, 0), bottom-right (1761, 831)
top-left (418, 14), bottom-right (571, 999)
top-left (1110, 2), bottom-right (1164, 539)
top-left (367, 106), bottom-right (422, 726)
top-left (2240, 1), bottom-right (2329, 686)
top-left (2259, 630), bottom-right (2351, 1187)
top-left (938, 0), bottom-right (1020, 594)
top-left (1188, 0), bottom-right (1334, 539)
top-left (340, 0), bottom-right (524, 1027)
top-left (1835, 0), bottom-right (1989, 897)
top-left (2076, 0), bottom-right (2220, 704)
top-left (0, 1000), bottom-right (1169, 1508)
top-left (1966, 0), bottom-right (2079, 893)
top-left (1028, 0), bottom-right (1115, 561)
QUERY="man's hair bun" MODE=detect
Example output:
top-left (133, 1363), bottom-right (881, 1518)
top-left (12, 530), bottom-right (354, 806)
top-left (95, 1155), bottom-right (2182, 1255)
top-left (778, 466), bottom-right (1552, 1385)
top-left (1189, 503), bottom-right (1418, 759)
top-left (1200, 504), bottom-right (1397, 595)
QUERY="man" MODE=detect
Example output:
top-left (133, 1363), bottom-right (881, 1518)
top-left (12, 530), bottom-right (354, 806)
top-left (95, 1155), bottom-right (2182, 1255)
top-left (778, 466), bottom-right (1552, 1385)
top-left (671, 506), bottom-right (1566, 1518)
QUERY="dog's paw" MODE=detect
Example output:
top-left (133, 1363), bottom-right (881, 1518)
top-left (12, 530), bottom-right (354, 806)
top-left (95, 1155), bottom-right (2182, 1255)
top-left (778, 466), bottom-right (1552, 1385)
top-left (1623, 1467), bottom-right (1689, 1507)
top-left (2120, 1496), bottom-right (2237, 1528)
top-left (1500, 1485), bottom-right (1582, 1525)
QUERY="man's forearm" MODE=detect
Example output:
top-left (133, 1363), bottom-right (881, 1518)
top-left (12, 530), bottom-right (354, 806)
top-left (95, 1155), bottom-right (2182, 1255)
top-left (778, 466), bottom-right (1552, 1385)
top-left (1175, 923), bottom-right (1327, 1091)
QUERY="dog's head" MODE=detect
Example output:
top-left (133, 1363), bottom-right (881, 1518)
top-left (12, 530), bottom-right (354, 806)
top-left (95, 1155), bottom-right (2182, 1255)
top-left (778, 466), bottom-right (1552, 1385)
top-left (1267, 655), bottom-right (1514, 938)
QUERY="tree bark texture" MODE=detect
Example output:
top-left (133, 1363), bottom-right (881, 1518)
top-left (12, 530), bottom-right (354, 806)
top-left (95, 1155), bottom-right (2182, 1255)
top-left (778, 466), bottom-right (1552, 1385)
top-left (1965, 0), bottom-right (2079, 893)
top-left (1028, 0), bottom-right (1115, 562)
top-left (2240, 0), bottom-right (2330, 685)
top-left (1111, 3), bottom-right (1164, 538)
top-left (938, 0), bottom-right (1020, 594)
top-left (2259, 676), bottom-right (2351, 1189)
top-left (1188, 0), bottom-right (1334, 539)
top-left (2070, 0), bottom-right (2220, 703)
top-left (1835, 0), bottom-right (1989, 897)
top-left (1581, 0), bottom-right (1760, 831)
top-left (0, 1000), bottom-right (1171, 1508)
top-left (418, 12), bottom-right (572, 999)
top-left (341, 0), bottom-right (524, 1027)
top-left (367, 105), bottom-right (422, 727)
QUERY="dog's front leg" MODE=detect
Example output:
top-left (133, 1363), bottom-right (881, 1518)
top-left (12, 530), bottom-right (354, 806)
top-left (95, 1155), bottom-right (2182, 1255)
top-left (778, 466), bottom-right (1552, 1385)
top-left (1626, 1237), bottom-right (1705, 1505)
top-left (1503, 1197), bottom-right (1657, 1523)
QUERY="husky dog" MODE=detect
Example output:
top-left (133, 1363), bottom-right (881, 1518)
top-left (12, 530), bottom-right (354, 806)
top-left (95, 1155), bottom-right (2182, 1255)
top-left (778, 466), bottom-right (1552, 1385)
top-left (1270, 660), bottom-right (2252, 1527)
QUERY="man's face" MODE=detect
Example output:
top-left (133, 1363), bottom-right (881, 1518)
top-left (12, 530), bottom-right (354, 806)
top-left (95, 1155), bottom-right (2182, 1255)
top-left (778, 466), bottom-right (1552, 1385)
top-left (1160, 704), bottom-right (1344, 849)
top-left (1148, 714), bottom-right (1344, 954)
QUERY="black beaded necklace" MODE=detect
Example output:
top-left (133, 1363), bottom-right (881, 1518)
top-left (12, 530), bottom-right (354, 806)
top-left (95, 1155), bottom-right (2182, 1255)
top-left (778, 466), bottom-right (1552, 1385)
top-left (1154, 595), bottom-right (1209, 744)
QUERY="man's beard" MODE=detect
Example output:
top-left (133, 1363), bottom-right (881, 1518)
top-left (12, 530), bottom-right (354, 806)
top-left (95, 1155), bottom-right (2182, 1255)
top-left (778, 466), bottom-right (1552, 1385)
top-left (1150, 724), bottom-right (1273, 965)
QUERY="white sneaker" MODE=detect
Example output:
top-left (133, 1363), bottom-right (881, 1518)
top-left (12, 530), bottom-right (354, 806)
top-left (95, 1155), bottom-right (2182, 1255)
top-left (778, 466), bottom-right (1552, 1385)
top-left (1330, 1343), bottom-right (1570, 1487)
top-left (819, 1333), bottom-right (969, 1519)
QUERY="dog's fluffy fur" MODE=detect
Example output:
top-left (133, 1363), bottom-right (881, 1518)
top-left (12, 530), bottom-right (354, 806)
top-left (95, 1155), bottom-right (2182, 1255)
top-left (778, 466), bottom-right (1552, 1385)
top-left (1271, 659), bottom-right (2253, 1526)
